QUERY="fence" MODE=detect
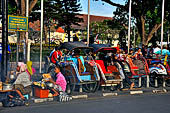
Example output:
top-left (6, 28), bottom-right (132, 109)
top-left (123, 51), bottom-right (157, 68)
top-left (9, 43), bottom-right (57, 73)
top-left (9, 43), bottom-right (57, 62)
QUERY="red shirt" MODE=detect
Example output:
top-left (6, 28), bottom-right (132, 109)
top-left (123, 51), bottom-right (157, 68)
top-left (51, 51), bottom-right (58, 64)
top-left (57, 51), bottom-right (62, 56)
top-left (115, 47), bottom-right (120, 51)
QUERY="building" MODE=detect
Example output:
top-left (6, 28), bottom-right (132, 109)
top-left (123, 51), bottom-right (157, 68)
top-left (72, 14), bottom-right (113, 30)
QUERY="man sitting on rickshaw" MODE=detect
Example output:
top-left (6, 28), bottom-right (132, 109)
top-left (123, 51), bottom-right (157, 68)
top-left (72, 49), bottom-right (86, 74)
top-left (50, 47), bottom-right (62, 65)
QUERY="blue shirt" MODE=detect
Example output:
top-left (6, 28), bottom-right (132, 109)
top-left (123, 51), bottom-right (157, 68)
top-left (155, 49), bottom-right (170, 56)
top-left (71, 56), bottom-right (86, 72)
top-left (0, 44), bottom-right (11, 62)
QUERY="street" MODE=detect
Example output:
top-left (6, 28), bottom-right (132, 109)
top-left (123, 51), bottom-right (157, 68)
top-left (0, 93), bottom-right (170, 113)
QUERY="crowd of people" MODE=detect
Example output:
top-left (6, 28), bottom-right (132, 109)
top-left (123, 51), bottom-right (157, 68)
top-left (115, 44), bottom-right (170, 61)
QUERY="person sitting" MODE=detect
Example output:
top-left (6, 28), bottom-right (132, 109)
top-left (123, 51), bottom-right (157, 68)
top-left (26, 61), bottom-right (36, 78)
top-left (13, 62), bottom-right (32, 100)
top-left (155, 44), bottom-right (170, 56)
top-left (45, 65), bottom-right (67, 94)
top-left (116, 49), bottom-right (126, 61)
top-left (73, 49), bottom-right (86, 74)
top-left (50, 47), bottom-right (62, 65)
top-left (134, 48), bottom-right (143, 59)
top-left (45, 65), bottom-right (71, 101)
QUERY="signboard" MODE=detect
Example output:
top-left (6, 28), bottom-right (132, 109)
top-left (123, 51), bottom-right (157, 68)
top-left (8, 15), bottom-right (28, 31)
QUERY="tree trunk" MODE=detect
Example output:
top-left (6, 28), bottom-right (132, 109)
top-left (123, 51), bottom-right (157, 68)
top-left (141, 16), bottom-right (147, 45)
top-left (146, 23), bottom-right (162, 44)
top-left (15, 0), bottom-right (38, 62)
top-left (21, 0), bottom-right (26, 16)
top-left (29, 0), bottom-right (38, 14)
top-left (44, 25), bottom-right (48, 43)
top-left (67, 26), bottom-right (71, 42)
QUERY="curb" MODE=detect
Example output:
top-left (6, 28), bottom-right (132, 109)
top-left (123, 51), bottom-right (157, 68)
top-left (0, 102), bottom-right (2, 107)
top-left (152, 89), bottom-right (167, 93)
top-left (130, 90), bottom-right (143, 95)
top-left (72, 95), bottom-right (88, 99)
top-left (103, 93), bottom-right (118, 96)
top-left (33, 98), bottom-right (54, 103)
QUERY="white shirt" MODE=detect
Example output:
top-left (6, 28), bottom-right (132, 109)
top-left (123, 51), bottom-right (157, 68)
top-left (153, 47), bottom-right (160, 53)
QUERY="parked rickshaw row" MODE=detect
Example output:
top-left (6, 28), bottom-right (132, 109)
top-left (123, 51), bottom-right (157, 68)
top-left (46, 41), bottom-right (170, 94)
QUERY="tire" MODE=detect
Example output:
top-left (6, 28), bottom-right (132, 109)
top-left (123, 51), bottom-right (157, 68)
top-left (129, 78), bottom-right (144, 88)
top-left (149, 72), bottom-right (161, 88)
top-left (82, 81), bottom-right (100, 93)
top-left (165, 79), bottom-right (170, 87)
top-left (63, 70), bottom-right (76, 94)
top-left (82, 67), bottom-right (100, 93)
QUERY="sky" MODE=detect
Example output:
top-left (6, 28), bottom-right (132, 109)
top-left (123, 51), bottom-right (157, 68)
top-left (79, 0), bottom-right (126, 17)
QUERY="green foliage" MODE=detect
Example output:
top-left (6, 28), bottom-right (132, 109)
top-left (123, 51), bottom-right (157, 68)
top-left (90, 20), bottom-right (117, 42)
top-left (101, 0), bottom-right (170, 44)
top-left (30, 0), bottom-right (83, 41)
top-left (8, 0), bottom-right (17, 15)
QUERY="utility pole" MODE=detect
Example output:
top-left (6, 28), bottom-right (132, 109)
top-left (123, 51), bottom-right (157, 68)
top-left (40, 0), bottom-right (43, 73)
top-left (87, 0), bottom-right (90, 47)
top-left (1, 0), bottom-right (8, 82)
top-left (127, 0), bottom-right (132, 54)
top-left (160, 0), bottom-right (165, 55)
top-left (26, 0), bottom-right (30, 62)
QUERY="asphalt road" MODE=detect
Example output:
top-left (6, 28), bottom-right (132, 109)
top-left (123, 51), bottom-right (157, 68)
top-left (0, 93), bottom-right (170, 113)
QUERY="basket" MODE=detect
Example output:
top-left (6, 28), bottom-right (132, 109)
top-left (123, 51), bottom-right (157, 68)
top-left (34, 87), bottom-right (49, 98)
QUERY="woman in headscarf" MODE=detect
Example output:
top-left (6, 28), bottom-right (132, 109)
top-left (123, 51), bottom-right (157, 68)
top-left (13, 62), bottom-right (32, 99)
top-left (26, 61), bottom-right (36, 77)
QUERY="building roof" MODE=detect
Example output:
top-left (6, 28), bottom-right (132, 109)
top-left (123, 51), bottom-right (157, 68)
top-left (72, 14), bottom-right (113, 30)
top-left (29, 14), bottom-right (113, 31)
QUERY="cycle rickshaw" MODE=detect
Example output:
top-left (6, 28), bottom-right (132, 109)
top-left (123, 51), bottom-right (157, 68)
top-left (147, 55), bottom-right (170, 87)
top-left (49, 42), bottom-right (100, 94)
top-left (90, 44), bottom-right (123, 90)
top-left (121, 55), bottom-right (150, 88)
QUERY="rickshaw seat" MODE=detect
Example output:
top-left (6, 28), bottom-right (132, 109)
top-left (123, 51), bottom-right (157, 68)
top-left (131, 66), bottom-right (139, 70)
top-left (80, 72), bottom-right (91, 75)
top-left (95, 60), bottom-right (112, 74)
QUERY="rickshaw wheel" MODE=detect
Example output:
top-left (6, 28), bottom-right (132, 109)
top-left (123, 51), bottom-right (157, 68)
top-left (63, 70), bottom-right (76, 94)
top-left (110, 84), bottom-right (121, 91)
top-left (129, 78), bottom-right (144, 88)
top-left (82, 81), bottom-right (100, 93)
top-left (149, 72), bottom-right (160, 88)
top-left (165, 79), bottom-right (170, 87)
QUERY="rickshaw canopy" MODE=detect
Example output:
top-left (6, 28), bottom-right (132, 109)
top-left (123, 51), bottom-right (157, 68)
top-left (90, 44), bottom-right (117, 54)
top-left (59, 41), bottom-right (93, 51)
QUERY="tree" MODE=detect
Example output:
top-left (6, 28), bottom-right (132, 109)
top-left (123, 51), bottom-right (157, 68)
top-left (94, 0), bottom-right (170, 45)
top-left (8, 0), bottom-right (38, 41)
top-left (90, 20), bottom-right (118, 44)
top-left (31, 0), bottom-right (83, 42)
top-left (57, 0), bottom-right (83, 42)
top-left (30, 0), bottom-right (63, 43)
